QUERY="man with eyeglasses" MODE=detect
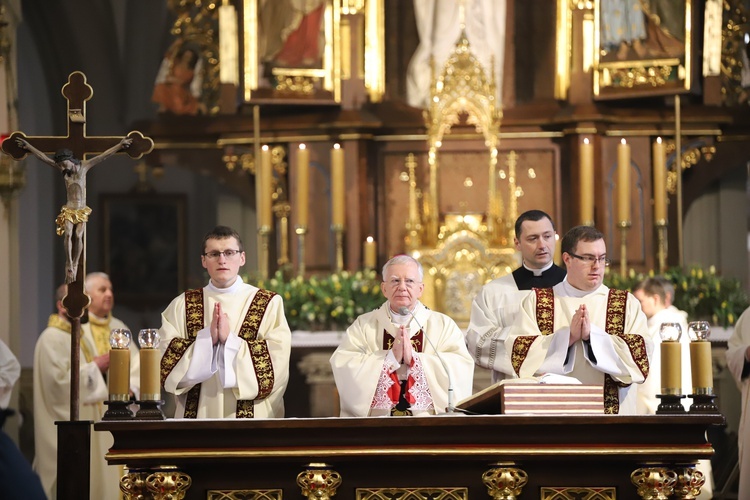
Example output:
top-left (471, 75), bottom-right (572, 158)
top-left (466, 210), bottom-right (566, 382)
top-left (160, 226), bottom-right (291, 418)
top-left (505, 225), bottom-right (650, 414)
top-left (330, 255), bottom-right (474, 416)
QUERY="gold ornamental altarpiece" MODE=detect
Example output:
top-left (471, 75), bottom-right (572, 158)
top-left (407, 29), bottom-right (518, 325)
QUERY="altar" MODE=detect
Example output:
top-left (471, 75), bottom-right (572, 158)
top-left (96, 414), bottom-right (723, 500)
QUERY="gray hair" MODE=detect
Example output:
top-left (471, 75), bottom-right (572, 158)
top-left (85, 272), bottom-right (111, 291)
top-left (381, 255), bottom-right (424, 282)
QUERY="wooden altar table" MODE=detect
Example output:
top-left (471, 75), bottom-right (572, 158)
top-left (96, 414), bottom-right (723, 499)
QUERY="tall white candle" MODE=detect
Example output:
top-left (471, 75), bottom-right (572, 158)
top-left (297, 144), bottom-right (310, 228)
top-left (617, 139), bottom-right (631, 223)
top-left (331, 144), bottom-right (345, 227)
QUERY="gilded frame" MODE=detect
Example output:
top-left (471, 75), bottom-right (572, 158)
top-left (100, 193), bottom-right (187, 306)
top-left (242, 0), bottom-right (341, 102)
top-left (593, 0), bottom-right (692, 98)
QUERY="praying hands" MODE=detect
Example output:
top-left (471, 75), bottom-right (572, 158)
top-left (569, 304), bottom-right (591, 346)
top-left (210, 302), bottom-right (230, 345)
top-left (391, 325), bottom-right (413, 365)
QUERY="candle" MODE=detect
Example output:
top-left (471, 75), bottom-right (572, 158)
top-left (660, 341), bottom-right (682, 394)
top-left (553, 233), bottom-right (561, 266)
top-left (364, 236), bottom-right (376, 269)
top-left (580, 138), bottom-right (594, 224)
top-left (617, 139), bottom-right (630, 223)
top-left (140, 348), bottom-right (161, 401)
top-left (297, 144), bottom-right (310, 228)
top-left (218, 0), bottom-right (239, 85)
top-left (652, 137), bottom-right (667, 222)
top-left (690, 341), bottom-right (713, 391)
top-left (331, 144), bottom-right (345, 227)
top-left (109, 348), bottom-right (130, 399)
top-left (260, 145), bottom-right (273, 228)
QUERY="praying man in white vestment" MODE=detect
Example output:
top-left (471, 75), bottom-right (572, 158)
top-left (466, 210), bottom-right (566, 383)
top-left (725, 305), bottom-right (750, 500)
top-left (160, 225), bottom-right (291, 418)
top-left (330, 255), bottom-right (474, 417)
top-left (33, 284), bottom-right (123, 500)
top-left (505, 225), bottom-right (651, 414)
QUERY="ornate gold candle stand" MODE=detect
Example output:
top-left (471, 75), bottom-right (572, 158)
top-left (296, 225), bottom-right (308, 276)
top-left (331, 224), bottom-right (344, 272)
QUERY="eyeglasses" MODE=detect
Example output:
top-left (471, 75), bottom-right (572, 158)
top-left (567, 252), bottom-right (611, 267)
top-left (203, 249), bottom-right (242, 260)
top-left (384, 278), bottom-right (421, 289)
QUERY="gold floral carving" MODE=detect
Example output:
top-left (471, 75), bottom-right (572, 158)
top-left (630, 467), bottom-right (677, 499)
top-left (297, 463), bottom-right (342, 500)
top-left (207, 489), bottom-right (283, 500)
top-left (540, 487), bottom-right (616, 500)
top-left (482, 463), bottom-right (528, 500)
top-left (721, 0), bottom-right (750, 106)
top-left (146, 469), bottom-right (193, 500)
top-left (356, 488), bottom-right (467, 500)
top-left (672, 465), bottom-right (706, 498)
top-left (274, 75), bottom-right (317, 95)
top-left (165, 0), bottom-right (221, 114)
top-left (598, 64), bottom-right (677, 90)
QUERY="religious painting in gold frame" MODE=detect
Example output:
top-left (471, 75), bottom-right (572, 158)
top-left (242, 0), bottom-right (341, 102)
top-left (593, 0), bottom-right (692, 98)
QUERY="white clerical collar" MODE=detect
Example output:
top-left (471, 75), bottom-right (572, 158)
top-left (207, 276), bottom-right (244, 294)
top-left (387, 302), bottom-right (421, 326)
top-left (560, 277), bottom-right (597, 298)
top-left (523, 260), bottom-right (554, 277)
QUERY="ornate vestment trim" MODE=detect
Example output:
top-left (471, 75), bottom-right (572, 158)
top-left (534, 287), bottom-right (555, 335)
top-left (383, 329), bottom-right (424, 352)
top-left (161, 287), bottom-right (277, 419)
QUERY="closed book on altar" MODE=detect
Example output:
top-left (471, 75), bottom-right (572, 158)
top-left (457, 382), bottom-right (604, 415)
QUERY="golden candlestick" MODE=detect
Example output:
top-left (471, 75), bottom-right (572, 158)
top-left (655, 219), bottom-right (668, 273)
top-left (618, 220), bottom-right (631, 277)
top-left (332, 224), bottom-right (344, 272)
top-left (273, 201), bottom-right (291, 266)
top-left (296, 226), bottom-right (308, 277)
top-left (258, 225), bottom-right (271, 279)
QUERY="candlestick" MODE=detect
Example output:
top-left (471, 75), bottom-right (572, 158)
top-left (109, 348), bottom-right (130, 398)
top-left (103, 328), bottom-right (134, 420)
top-left (135, 328), bottom-right (165, 420)
top-left (580, 138), bottom-right (594, 225)
top-left (617, 138), bottom-right (630, 223)
top-left (260, 145), bottom-right (273, 228)
top-left (652, 137), bottom-right (667, 222)
top-left (661, 341), bottom-right (682, 394)
top-left (331, 144), bottom-right (345, 227)
top-left (364, 236), bottom-right (377, 269)
top-left (553, 233), bottom-right (561, 266)
top-left (297, 144), bottom-right (310, 228)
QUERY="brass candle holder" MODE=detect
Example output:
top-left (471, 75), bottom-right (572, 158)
top-left (331, 224), bottom-right (344, 272)
top-left (296, 226), bottom-right (307, 277)
top-left (258, 225), bottom-right (272, 280)
top-left (655, 218), bottom-right (668, 274)
top-left (618, 220), bottom-right (631, 278)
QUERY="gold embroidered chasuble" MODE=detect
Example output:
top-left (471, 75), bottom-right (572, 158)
top-left (161, 287), bottom-right (279, 418)
top-left (509, 286), bottom-right (649, 414)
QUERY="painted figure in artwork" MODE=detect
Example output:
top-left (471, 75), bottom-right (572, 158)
top-left (16, 136), bottom-right (133, 283)
top-left (152, 40), bottom-right (205, 115)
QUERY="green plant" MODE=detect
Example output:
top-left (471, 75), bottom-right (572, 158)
top-left (603, 266), bottom-right (749, 327)
top-left (248, 268), bottom-right (384, 331)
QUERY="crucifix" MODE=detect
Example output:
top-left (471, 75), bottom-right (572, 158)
top-left (0, 71), bottom-right (153, 497)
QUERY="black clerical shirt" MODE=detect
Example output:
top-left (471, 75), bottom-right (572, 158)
top-left (511, 264), bottom-right (566, 290)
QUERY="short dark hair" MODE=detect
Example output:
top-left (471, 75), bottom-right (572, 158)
top-left (560, 225), bottom-right (604, 256)
top-left (202, 226), bottom-right (244, 253)
top-left (515, 210), bottom-right (555, 239)
top-left (53, 149), bottom-right (80, 165)
top-left (633, 277), bottom-right (668, 302)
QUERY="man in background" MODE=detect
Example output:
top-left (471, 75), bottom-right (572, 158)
top-left (466, 210), bottom-right (566, 382)
top-left (32, 284), bottom-right (122, 499)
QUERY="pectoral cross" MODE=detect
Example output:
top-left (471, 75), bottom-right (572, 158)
top-left (1, 71), bottom-right (153, 419)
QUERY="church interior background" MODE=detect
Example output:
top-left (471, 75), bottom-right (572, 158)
top-left (1, 0), bottom-right (750, 494)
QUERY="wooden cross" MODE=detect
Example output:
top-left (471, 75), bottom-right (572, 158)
top-left (1, 71), bottom-right (153, 418)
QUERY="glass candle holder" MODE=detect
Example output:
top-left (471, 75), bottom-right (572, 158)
top-left (138, 329), bottom-right (162, 401)
top-left (108, 328), bottom-right (131, 401)
top-left (688, 321), bottom-right (713, 394)
top-left (659, 322), bottom-right (682, 395)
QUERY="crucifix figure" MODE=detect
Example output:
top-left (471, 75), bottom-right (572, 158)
top-left (2, 71), bottom-right (153, 285)
top-left (16, 136), bottom-right (133, 282)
